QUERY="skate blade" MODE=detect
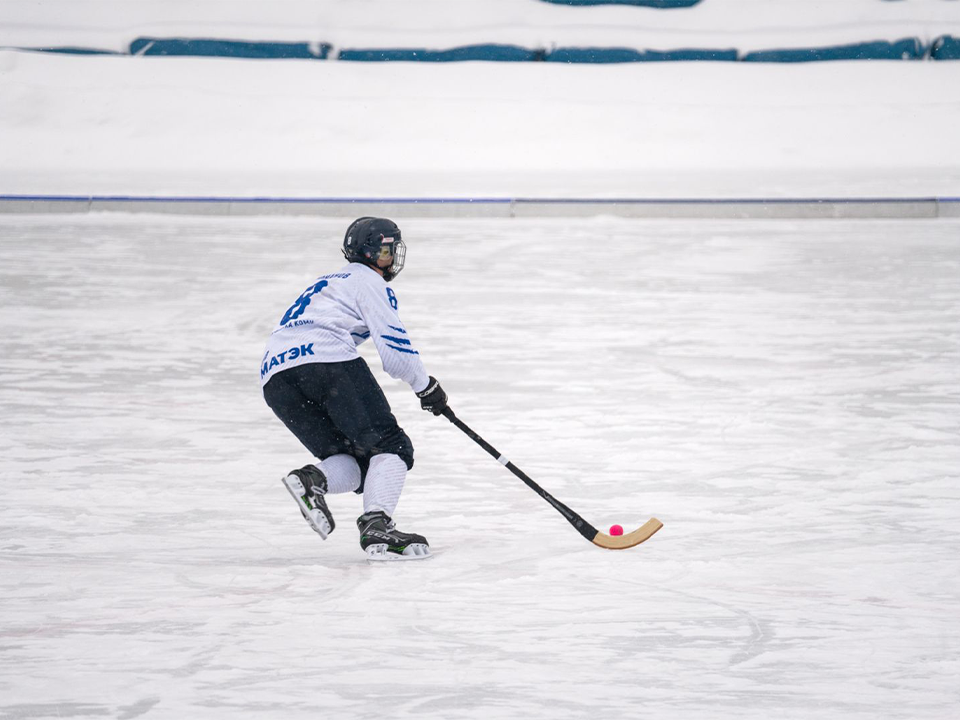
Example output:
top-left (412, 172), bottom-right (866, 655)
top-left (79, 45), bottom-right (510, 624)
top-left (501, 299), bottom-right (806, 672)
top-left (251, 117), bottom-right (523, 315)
top-left (365, 543), bottom-right (432, 562)
top-left (281, 475), bottom-right (331, 540)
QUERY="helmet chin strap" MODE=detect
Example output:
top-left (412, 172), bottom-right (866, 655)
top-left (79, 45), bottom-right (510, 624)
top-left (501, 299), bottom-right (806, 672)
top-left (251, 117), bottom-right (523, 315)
top-left (365, 258), bottom-right (394, 281)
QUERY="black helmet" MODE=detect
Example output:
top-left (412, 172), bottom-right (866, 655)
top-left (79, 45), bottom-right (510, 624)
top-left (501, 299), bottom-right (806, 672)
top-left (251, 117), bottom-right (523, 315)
top-left (342, 217), bottom-right (406, 281)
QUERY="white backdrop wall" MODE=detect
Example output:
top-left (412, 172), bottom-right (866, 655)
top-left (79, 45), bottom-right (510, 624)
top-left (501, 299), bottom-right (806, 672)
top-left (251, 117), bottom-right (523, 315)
top-left (4, 0), bottom-right (960, 54)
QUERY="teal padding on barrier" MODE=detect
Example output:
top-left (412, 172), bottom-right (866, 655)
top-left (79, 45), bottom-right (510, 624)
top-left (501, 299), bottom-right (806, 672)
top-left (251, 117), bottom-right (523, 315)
top-left (743, 38), bottom-right (922, 62)
top-left (29, 36), bottom-right (932, 64)
top-left (130, 38), bottom-right (330, 59)
top-left (547, 47), bottom-right (736, 63)
top-left (540, 0), bottom-right (702, 6)
top-left (930, 35), bottom-right (960, 60)
top-left (338, 45), bottom-right (539, 62)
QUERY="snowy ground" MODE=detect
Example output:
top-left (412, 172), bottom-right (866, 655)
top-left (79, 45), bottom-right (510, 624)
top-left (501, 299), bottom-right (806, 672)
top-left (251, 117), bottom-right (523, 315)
top-left (1, 213), bottom-right (959, 719)
top-left (3, 51), bottom-right (960, 200)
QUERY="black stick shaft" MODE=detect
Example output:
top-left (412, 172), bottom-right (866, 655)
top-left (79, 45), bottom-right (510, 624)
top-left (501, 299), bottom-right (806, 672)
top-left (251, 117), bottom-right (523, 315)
top-left (441, 408), bottom-right (599, 542)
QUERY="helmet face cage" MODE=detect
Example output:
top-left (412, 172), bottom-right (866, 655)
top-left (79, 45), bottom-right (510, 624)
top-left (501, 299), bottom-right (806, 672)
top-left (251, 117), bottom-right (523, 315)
top-left (381, 236), bottom-right (406, 281)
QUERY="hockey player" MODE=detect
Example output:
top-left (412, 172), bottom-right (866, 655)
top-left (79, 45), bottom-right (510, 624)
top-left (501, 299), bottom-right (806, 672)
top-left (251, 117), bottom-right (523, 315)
top-left (261, 217), bottom-right (448, 560)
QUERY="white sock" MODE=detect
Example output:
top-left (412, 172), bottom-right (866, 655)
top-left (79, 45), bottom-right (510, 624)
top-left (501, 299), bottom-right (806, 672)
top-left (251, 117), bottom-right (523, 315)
top-left (363, 454), bottom-right (407, 517)
top-left (317, 455), bottom-right (361, 494)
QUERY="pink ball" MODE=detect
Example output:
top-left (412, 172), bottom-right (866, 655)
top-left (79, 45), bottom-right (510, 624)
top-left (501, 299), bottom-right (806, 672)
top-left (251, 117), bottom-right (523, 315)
top-left (609, 524), bottom-right (624, 536)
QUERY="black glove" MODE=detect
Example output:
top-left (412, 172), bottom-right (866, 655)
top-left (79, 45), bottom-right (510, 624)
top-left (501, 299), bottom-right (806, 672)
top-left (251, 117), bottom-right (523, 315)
top-left (416, 376), bottom-right (448, 416)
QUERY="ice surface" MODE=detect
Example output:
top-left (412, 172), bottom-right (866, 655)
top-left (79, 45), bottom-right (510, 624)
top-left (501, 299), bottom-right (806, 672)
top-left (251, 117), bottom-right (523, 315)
top-left (1, 214), bottom-right (959, 719)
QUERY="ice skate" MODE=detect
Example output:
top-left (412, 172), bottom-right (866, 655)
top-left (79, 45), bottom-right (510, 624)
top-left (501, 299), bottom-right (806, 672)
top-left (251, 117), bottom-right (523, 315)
top-left (282, 465), bottom-right (335, 539)
top-left (357, 511), bottom-right (431, 561)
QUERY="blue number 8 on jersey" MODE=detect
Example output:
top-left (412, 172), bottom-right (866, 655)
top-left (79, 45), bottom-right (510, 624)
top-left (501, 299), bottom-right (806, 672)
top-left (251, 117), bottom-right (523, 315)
top-left (280, 280), bottom-right (328, 324)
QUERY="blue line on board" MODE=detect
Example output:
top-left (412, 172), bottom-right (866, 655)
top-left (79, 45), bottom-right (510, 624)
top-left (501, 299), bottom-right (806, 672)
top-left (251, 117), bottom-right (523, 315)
top-left (0, 195), bottom-right (955, 204)
top-left (514, 197), bottom-right (946, 205)
top-left (0, 195), bottom-right (512, 204)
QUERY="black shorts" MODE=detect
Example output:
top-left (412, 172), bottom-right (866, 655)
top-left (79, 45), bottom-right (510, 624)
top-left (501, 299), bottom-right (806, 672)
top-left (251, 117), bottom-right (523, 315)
top-left (262, 359), bottom-right (414, 491)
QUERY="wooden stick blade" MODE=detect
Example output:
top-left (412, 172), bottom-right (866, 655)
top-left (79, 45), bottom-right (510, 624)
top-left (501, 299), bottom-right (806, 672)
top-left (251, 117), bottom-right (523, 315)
top-left (591, 518), bottom-right (663, 550)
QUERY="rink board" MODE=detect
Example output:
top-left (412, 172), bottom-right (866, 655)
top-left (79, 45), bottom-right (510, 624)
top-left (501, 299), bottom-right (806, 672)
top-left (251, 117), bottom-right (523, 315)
top-left (1, 195), bottom-right (958, 218)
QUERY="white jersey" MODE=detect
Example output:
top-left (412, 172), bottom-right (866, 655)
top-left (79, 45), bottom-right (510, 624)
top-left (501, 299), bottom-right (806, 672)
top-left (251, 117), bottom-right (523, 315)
top-left (260, 263), bottom-right (430, 392)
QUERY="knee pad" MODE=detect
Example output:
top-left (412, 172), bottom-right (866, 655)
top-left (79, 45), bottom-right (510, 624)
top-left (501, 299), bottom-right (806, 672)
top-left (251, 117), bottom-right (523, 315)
top-left (385, 432), bottom-right (414, 471)
top-left (357, 427), bottom-right (414, 471)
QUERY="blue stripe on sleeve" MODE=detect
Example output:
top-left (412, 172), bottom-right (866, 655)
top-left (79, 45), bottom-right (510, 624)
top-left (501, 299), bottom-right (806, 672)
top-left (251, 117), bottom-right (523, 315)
top-left (351, 331), bottom-right (370, 340)
top-left (388, 325), bottom-right (407, 334)
top-left (381, 334), bottom-right (411, 345)
top-left (386, 344), bottom-right (419, 355)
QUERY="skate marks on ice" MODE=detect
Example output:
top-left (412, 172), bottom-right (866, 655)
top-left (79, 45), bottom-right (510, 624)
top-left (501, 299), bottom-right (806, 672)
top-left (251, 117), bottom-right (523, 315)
top-left (1, 215), bottom-right (960, 719)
